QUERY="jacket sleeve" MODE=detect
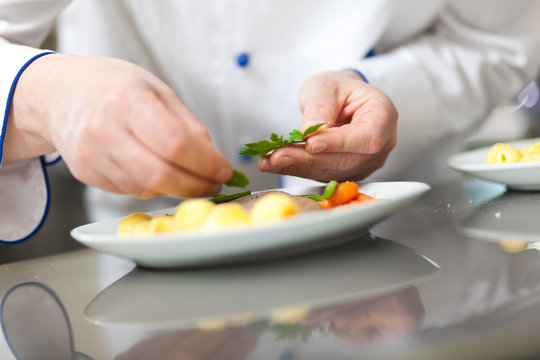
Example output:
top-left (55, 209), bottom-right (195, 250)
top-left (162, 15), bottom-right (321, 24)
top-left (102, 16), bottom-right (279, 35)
top-left (349, 0), bottom-right (540, 179)
top-left (0, 0), bottom-right (71, 242)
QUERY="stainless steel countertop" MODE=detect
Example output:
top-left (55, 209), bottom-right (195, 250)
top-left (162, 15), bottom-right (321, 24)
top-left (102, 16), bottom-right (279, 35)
top-left (2, 177), bottom-right (540, 360)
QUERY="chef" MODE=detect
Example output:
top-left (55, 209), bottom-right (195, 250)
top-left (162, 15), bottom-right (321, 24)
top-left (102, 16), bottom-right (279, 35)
top-left (1, 0), bottom-right (539, 242)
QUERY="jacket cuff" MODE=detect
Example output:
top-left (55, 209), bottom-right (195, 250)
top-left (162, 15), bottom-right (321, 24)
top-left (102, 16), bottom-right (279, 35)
top-left (0, 49), bottom-right (55, 242)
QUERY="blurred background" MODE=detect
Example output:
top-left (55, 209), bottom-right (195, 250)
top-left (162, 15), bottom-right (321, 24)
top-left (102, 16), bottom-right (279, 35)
top-left (1, 26), bottom-right (539, 264)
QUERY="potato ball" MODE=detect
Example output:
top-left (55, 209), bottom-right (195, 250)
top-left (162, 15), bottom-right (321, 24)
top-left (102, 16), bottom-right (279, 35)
top-left (132, 220), bottom-right (151, 234)
top-left (174, 199), bottom-right (215, 230)
top-left (485, 143), bottom-right (522, 164)
top-left (117, 212), bottom-right (152, 235)
top-left (521, 141), bottom-right (540, 157)
top-left (250, 193), bottom-right (300, 224)
top-left (203, 203), bottom-right (251, 231)
top-left (520, 152), bottom-right (540, 163)
top-left (149, 215), bottom-right (175, 233)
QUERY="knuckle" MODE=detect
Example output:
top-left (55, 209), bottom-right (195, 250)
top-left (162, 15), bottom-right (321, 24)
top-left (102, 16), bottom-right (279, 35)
top-left (336, 153), bottom-right (357, 171)
top-left (77, 111), bottom-right (102, 141)
top-left (113, 172), bottom-right (141, 195)
top-left (163, 135), bottom-right (187, 158)
top-left (193, 125), bottom-right (211, 141)
top-left (367, 135), bottom-right (385, 154)
top-left (145, 167), bottom-right (171, 191)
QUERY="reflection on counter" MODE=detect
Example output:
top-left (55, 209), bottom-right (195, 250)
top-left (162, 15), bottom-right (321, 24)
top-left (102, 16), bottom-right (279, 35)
top-left (1, 236), bottom-right (438, 359)
top-left (84, 235), bottom-right (438, 330)
top-left (80, 235), bottom-right (437, 358)
top-left (258, 286), bottom-right (424, 345)
top-left (459, 190), bottom-right (540, 253)
top-left (1, 282), bottom-right (91, 360)
top-left (113, 286), bottom-right (424, 360)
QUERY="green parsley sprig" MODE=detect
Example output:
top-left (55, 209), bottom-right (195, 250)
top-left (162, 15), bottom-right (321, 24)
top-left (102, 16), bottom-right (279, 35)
top-left (225, 169), bottom-right (250, 188)
top-left (210, 190), bottom-right (252, 204)
top-left (239, 123), bottom-right (325, 158)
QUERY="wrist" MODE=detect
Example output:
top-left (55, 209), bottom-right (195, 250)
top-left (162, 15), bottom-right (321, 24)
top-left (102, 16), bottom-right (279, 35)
top-left (4, 53), bottom-right (58, 163)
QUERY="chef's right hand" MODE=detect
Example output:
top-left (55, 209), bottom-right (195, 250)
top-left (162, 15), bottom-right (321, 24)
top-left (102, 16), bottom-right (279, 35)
top-left (5, 54), bottom-right (232, 198)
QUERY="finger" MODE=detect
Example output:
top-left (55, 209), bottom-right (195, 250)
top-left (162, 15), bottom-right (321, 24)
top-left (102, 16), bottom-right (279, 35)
top-left (70, 166), bottom-right (129, 195)
top-left (259, 145), bottom-right (387, 181)
top-left (298, 82), bottom-right (342, 134)
top-left (128, 94), bottom-right (232, 184)
top-left (305, 108), bottom-right (395, 155)
top-left (60, 136), bottom-right (149, 196)
top-left (111, 131), bottom-right (223, 198)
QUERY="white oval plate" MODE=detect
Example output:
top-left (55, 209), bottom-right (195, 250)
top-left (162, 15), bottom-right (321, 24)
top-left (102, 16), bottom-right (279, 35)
top-left (447, 137), bottom-right (540, 191)
top-left (70, 181), bottom-right (430, 268)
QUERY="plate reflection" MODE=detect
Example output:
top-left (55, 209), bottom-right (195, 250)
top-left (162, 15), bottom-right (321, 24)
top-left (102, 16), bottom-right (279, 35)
top-left (460, 191), bottom-right (540, 252)
top-left (85, 235), bottom-right (438, 330)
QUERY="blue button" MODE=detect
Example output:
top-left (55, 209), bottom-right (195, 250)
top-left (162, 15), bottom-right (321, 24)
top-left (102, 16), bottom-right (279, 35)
top-left (238, 146), bottom-right (253, 162)
top-left (365, 48), bottom-right (376, 58)
top-left (235, 53), bottom-right (250, 68)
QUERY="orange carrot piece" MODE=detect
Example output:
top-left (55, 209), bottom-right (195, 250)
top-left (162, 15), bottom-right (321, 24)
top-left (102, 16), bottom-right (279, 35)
top-left (317, 199), bottom-right (332, 209)
top-left (348, 192), bottom-right (375, 204)
top-left (328, 181), bottom-right (359, 206)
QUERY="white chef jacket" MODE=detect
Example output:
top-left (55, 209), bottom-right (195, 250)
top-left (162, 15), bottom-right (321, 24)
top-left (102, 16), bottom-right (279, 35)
top-left (1, 0), bottom-right (539, 241)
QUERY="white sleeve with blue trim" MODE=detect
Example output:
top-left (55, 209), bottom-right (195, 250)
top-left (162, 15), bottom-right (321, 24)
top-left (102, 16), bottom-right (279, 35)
top-left (0, 0), bottom-right (71, 242)
top-left (0, 46), bottom-right (57, 243)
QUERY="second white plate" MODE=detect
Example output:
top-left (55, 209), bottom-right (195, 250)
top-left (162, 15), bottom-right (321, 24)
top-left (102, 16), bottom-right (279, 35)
top-left (447, 137), bottom-right (540, 191)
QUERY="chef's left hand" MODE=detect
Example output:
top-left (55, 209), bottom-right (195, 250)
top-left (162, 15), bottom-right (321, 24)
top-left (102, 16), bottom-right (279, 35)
top-left (259, 70), bottom-right (397, 181)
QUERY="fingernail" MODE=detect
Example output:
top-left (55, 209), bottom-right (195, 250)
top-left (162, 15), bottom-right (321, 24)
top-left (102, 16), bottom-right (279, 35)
top-left (310, 141), bottom-right (327, 153)
top-left (278, 156), bottom-right (294, 168)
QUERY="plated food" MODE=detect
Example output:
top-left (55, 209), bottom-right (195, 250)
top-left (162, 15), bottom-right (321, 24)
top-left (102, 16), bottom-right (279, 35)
top-left (117, 181), bottom-right (375, 235)
top-left (485, 141), bottom-right (540, 164)
top-left (447, 137), bottom-right (540, 191)
top-left (71, 181), bottom-right (430, 268)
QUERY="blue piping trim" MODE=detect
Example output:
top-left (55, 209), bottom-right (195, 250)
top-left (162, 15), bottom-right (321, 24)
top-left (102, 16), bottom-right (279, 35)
top-left (0, 156), bottom-right (51, 244)
top-left (1, 282), bottom-right (77, 359)
top-left (46, 154), bottom-right (62, 166)
top-left (343, 68), bottom-right (369, 83)
top-left (0, 51), bottom-right (55, 165)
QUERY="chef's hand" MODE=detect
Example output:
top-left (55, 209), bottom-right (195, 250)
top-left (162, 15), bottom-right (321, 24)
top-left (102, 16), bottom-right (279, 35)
top-left (259, 70), bottom-right (397, 181)
top-left (5, 54), bottom-right (232, 198)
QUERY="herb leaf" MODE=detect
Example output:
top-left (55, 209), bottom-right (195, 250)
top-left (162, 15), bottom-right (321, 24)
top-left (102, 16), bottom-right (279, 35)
top-left (210, 190), bottom-right (251, 204)
top-left (239, 123), bottom-right (325, 158)
top-left (225, 169), bottom-right (250, 188)
top-left (303, 123), bottom-right (325, 137)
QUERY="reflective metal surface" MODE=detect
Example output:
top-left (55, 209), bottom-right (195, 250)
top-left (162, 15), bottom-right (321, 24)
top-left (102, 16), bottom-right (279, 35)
top-left (2, 177), bottom-right (540, 359)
